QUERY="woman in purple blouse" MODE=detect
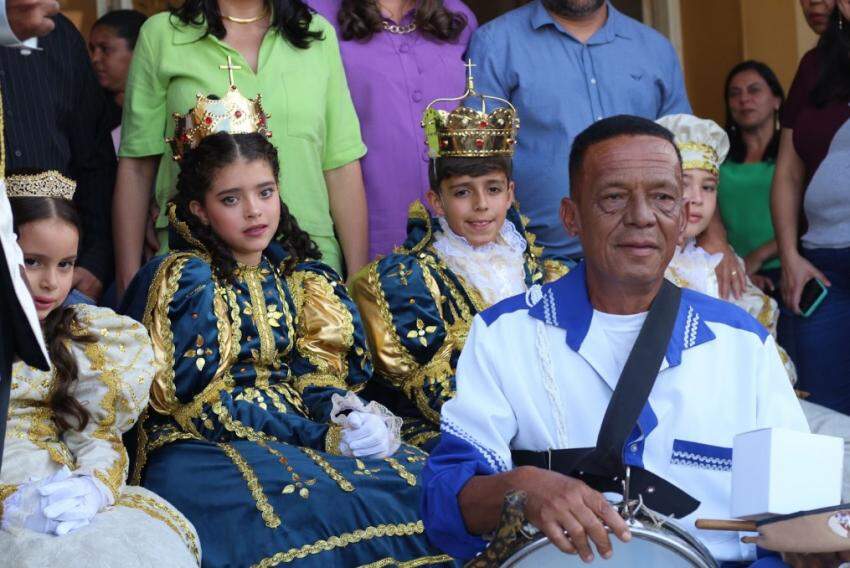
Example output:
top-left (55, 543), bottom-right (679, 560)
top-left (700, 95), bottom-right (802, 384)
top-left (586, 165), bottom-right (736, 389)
top-left (311, 0), bottom-right (477, 259)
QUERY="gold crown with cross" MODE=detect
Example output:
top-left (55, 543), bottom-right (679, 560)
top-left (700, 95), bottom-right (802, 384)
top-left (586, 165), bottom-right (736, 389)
top-left (167, 56), bottom-right (272, 161)
top-left (422, 60), bottom-right (520, 159)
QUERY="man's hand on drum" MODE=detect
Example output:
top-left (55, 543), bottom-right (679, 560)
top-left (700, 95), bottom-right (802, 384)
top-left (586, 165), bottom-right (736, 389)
top-left (520, 468), bottom-right (631, 562)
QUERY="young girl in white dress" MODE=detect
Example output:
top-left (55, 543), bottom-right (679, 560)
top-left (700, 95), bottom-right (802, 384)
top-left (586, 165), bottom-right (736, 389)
top-left (0, 171), bottom-right (200, 567)
top-left (658, 114), bottom-right (850, 500)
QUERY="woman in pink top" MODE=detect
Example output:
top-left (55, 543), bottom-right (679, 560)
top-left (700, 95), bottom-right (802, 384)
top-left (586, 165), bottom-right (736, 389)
top-left (311, 0), bottom-right (477, 259)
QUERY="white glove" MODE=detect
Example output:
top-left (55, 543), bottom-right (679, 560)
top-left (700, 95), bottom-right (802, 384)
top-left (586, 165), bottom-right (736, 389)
top-left (1, 467), bottom-right (71, 534)
top-left (340, 411), bottom-right (392, 459)
top-left (39, 475), bottom-right (109, 535)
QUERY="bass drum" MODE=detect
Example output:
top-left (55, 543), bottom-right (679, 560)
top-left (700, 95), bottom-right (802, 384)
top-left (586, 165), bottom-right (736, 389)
top-left (501, 517), bottom-right (718, 568)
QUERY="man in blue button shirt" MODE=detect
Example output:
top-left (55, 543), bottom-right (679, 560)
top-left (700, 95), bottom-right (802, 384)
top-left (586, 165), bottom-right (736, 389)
top-left (469, 0), bottom-right (691, 261)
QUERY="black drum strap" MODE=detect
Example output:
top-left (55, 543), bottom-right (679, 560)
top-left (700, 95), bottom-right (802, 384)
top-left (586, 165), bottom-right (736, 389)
top-left (512, 280), bottom-right (700, 517)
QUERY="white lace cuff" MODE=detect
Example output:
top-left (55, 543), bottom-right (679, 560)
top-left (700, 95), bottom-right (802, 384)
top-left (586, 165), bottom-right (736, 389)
top-left (329, 392), bottom-right (403, 456)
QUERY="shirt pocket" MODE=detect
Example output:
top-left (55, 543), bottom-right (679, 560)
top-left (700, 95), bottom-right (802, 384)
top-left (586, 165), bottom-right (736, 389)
top-left (670, 439), bottom-right (733, 472)
top-left (279, 64), bottom-right (328, 146)
top-left (619, 66), bottom-right (662, 117)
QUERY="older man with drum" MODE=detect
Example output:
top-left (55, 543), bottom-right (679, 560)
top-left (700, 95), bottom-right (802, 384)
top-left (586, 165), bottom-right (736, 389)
top-left (421, 115), bottom-right (808, 567)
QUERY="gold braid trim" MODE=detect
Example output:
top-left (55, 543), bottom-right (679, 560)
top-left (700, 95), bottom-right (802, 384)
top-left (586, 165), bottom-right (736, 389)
top-left (357, 554), bottom-right (454, 568)
top-left (405, 430), bottom-right (440, 449)
top-left (131, 409), bottom-right (150, 485)
top-left (250, 521), bottom-right (427, 567)
top-left (83, 342), bottom-right (129, 501)
top-left (143, 254), bottom-right (191, 418)
top-left (370, 262), bottom-right (420, 372)
top-left (324, 424), bottom-right (344, 456)
top-left (292, 372), bottom-right (347, 392)
top-left (300, 447), bottom-right (354, 492)
top-left (218, 443), bottom-right (281, 529)
top-left (117, 493), bottom-right (202, 564)
top-left (384, 457), bottom-right (417, 486)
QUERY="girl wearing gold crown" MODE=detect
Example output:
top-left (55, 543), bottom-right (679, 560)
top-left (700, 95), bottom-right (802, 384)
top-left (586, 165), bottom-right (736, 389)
top-left (120, 80), bottom-right (449, 565)
top-left (349, 80), bottom-right (567, 450)
top-left (0, 171), bottom-right (200, 567)
top-left (657, 114), bottom-right (850, 501)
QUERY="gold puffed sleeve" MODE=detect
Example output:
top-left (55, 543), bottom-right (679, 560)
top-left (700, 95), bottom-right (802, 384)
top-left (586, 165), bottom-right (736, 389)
top-left (287, 266), bottom-right (365, 393)
top-left (349, 261), bottom-right (444, 385)
top-left (61, 305), bottom-right (155, 502)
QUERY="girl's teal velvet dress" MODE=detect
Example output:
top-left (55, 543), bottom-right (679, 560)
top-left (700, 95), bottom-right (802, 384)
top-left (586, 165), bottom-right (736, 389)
top-left (122, 224), bottom-right (449, 568)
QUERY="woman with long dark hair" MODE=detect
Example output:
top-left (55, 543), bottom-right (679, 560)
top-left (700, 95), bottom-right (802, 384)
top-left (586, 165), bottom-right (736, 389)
top-left (121, 119), bottom-right (447, 565)
top-left (310, 0), bottom-right (476, 258)
top-left (772, 0), bottom-right (850, 413)
top-left (719, 60), bottom-right (783, 293)
top-left (114, 0), bottom-right (369, 297)
top-left (0, 171), bottom-right (199, 567)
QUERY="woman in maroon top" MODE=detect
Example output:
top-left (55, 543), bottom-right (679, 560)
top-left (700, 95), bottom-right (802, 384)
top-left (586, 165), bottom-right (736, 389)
top-left (772, 0), bottom-right (850, 413)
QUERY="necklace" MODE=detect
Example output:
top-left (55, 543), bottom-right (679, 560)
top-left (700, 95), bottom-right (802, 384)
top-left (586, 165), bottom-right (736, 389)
top-left (222, 9), bottom-right (268, 24)
top-left (382, 20), bottom-right (417, 34)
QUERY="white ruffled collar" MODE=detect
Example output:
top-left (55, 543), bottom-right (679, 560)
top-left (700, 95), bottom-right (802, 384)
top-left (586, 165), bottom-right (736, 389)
top-left (667, 239), bottom-right (723, 296)
top-left (431, 217), bottom-right (528, 306)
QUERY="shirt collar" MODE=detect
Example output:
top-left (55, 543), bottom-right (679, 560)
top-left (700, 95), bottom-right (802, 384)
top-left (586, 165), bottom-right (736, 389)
top-left (530, 0), bottom-right (634, 43)
top-left (528, 262), bottom-right (715, 368)
top-left (172, 15), bottom-right (208, 45)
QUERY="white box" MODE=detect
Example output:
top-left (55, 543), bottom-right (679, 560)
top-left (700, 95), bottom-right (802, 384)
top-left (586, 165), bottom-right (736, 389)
top-left (731, 427), bottom-right (843, 520)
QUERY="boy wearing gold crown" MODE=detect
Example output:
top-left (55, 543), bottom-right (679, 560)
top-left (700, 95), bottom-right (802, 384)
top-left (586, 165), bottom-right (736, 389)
top-left (350, 74), bottom-right (567, 451)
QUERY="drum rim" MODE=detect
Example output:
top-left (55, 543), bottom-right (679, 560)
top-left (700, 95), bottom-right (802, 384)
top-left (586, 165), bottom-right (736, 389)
top-left (500, 524), bottom-right (718, 568)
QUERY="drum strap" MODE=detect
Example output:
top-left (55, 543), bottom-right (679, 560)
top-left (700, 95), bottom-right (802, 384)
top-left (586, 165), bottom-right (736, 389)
top-left (512, 280), bottom-right (700, 518)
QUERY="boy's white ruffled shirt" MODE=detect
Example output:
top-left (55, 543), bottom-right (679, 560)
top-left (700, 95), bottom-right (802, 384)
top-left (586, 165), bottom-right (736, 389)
top-left (432, 217), bottom-right (527, 306)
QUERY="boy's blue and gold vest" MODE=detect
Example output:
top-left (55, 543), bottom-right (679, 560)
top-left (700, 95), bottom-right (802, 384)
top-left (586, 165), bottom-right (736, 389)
top-left (351, 202), bottom-right (568, 450)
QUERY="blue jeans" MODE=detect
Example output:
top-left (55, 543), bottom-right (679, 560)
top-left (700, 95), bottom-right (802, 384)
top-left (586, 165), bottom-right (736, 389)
top-left (793, 247), bottom-right (850, 414)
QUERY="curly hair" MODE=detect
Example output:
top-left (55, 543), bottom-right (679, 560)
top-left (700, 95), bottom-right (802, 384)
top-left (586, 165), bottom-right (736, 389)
top-left (337, 0), bottom-right (467, 42)
top-left (170, 0), bottom-right (322, 48)
top-left (173, 132), bottom-right (321, 280)
top-left (10, 195), bottom-right (95, 432)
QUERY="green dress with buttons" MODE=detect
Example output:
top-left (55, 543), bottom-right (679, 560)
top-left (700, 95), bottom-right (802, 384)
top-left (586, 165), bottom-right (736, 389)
top-left (119, 12), bottom-right (366, 273)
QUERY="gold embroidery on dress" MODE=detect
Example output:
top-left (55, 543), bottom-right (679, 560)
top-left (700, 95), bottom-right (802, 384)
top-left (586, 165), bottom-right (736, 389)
top-left (117, 492), bottom-right (201, 563)
top-left (384, 457), bottom-right (416, 486)
top-left (183, 335), bottom-right (213, 372)
top-left (219, 442), bottom-right (281, 529)
top-left (406, 319), bottom-right (438, 347)
top-left (324, 424), bottom-right (344, 457)
top-left (250, 521), bottom-right (428, 568)
top-left (83, 342), bottom-right (129, 500)
top-left (299, 447), bottom-right (354, 492)
top-left (144, 254), bottom-right (192, 416)
top-left (357, 554), bottom-right (454, 568)
top-left (241, 265), bottom-right (278, 367)
top-left (293, 372), bottom-right (346, 393)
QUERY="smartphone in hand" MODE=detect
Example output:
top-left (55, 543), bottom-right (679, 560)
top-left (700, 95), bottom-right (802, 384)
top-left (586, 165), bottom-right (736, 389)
top-left (799, 278), bottom-right (828, 317)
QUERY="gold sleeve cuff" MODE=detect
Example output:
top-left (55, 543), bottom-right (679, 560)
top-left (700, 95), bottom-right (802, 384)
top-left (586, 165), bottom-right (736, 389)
top-left (325, 424), bottom-right (344, 456)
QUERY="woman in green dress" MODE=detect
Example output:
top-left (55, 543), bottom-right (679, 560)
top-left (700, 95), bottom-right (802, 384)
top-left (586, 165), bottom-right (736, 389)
top-left (114, 0), bottom-right (369, 297)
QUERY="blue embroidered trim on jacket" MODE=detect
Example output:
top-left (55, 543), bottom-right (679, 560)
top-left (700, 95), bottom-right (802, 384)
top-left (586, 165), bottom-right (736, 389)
top-left (670, 439), bottom-right (733, 472)
top-left (440, 419), bottom-right (508, 472)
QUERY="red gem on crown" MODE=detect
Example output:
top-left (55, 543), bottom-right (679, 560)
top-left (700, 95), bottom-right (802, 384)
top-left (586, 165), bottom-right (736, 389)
top-left (475, 138), bottom-right (485, 149)
top-left (204, 116), bottom-right (213, 125)
top-left (480, 120), bottom-right (488, 128)
top-left (235, 110), bottom-right (243, 118)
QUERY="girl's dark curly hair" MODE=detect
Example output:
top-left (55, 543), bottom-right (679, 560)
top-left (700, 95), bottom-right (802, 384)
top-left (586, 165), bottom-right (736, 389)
top-left (10, 194), bottom-right (95, 432)
top-left (811, 8), bottom-right (850, 107)
top-left (337, 0), bottom-right (467, 42)
top-left (170, 0), bottom-right (322, 48)
top-left (174, 132), bottom-right (321, 280)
